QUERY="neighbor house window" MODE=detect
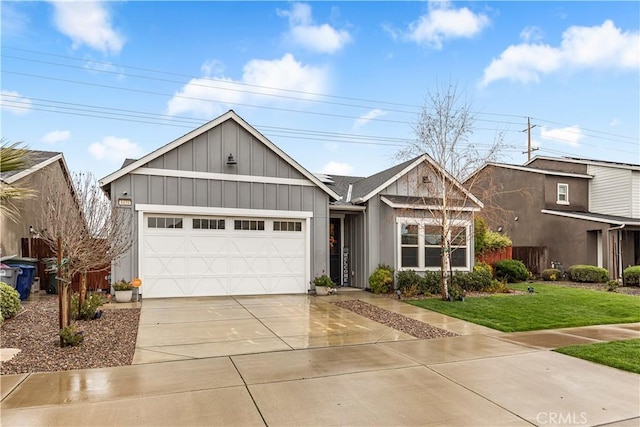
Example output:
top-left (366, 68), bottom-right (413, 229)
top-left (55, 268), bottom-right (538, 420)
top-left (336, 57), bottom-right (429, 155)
top-left (557, 183), bottom-right (569, 205)
top-left (398, 220), bottom-right (470, 270)
top-left (234, 220), bottom-right (265, 231)
top-left (193, 218), bottom-right (225, 230)
top-left (148, 217), bottom-right (183, 229)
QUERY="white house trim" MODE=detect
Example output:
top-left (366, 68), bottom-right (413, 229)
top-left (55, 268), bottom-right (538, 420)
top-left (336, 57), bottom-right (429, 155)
top-left (135, 204), bottom-right (314, 219)
top-left (541, 209), bottom-right (640, 226)
top-left (479, 162), bottom-right (593, 179)
top-left (132, 167), bottom-right (316, 187)
top-left (329, 204), bottom-right (366, 212)
top-left (381, 196), bottom-right (480, 212)
top-left (526, 156), bottom-right (640, 172)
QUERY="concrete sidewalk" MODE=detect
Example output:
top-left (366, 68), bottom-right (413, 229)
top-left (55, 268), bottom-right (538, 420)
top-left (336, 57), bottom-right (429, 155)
top-left (1, 293), bottom-right (639, 426)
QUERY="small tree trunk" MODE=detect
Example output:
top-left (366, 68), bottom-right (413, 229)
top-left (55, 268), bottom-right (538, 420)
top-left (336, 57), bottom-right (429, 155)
top-left (79, 272), bottom-right (87, 309)
top-left (440, 247), bottom-right (448, 300)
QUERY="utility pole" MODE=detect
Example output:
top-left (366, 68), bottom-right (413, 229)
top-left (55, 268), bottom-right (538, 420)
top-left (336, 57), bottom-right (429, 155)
top-left (522, 117), bottom-right (538, 162)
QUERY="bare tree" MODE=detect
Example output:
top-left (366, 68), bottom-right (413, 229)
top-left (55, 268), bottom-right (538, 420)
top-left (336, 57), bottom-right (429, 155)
top-left (35, 172), bottom-right (132, 340)
top-left (396, 83), bottom-right (506, 300)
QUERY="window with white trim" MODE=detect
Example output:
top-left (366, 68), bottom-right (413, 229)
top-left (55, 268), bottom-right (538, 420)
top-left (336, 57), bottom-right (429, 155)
top-left (398, 219), bottom-right (470, 270)
top-left (557, 183), bottom-right (569, 205)
top-left (148, 217), bottom-right (183, 229)
top-left (193, 218), bottom-right (225, 230)
top-left (234, 220), bottom-right (265, 231)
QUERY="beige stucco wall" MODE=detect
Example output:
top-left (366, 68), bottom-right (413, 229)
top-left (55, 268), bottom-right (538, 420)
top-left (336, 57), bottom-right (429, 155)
top-left (0, 161), bottom-right (70, 257)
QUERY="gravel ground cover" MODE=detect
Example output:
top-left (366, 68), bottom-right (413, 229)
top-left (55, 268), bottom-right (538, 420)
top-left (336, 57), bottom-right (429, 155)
top-left (334, 299), bottom-right (458, 339)
top-left (1, 298), bottom-right (140, 375)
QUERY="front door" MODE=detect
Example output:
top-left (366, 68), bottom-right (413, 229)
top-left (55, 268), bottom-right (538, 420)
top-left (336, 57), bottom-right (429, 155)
top-left (329, 218), bottom-right (341, 285)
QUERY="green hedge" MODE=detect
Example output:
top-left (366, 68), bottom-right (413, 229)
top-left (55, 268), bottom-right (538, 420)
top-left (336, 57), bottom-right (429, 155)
top-left (369, 265), bottom-right (394, 294)
top-left (567, 265), bottom-right (609, 283)
top-left (493, 259), bottom-right (530, 283)
top-left (396, 270), bottom-right (442, 295)
top-left (623, 266), bottom-right (640, 286)
top-left (0, 282), bottom-right (22, 323)
top-left (452, 270), bottom-right (493, 291)
top-left (541, 268), bottom-right (562, 281)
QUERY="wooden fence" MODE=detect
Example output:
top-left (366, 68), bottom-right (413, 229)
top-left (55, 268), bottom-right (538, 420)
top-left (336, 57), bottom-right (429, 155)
top-left (513, 246), bottom-right (548, 276)
top-left (476, 246), bottom-right (512, 265)
top-left (20, 238), bottom-right (110, 292)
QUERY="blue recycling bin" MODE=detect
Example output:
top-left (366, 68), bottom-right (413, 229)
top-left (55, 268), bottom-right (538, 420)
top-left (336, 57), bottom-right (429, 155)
top-left (12, 264), bottom-right (36, 300)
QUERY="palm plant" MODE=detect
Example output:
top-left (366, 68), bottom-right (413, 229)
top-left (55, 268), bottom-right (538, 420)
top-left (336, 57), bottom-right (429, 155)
top-left (0, 139), bottom-right (35, 222)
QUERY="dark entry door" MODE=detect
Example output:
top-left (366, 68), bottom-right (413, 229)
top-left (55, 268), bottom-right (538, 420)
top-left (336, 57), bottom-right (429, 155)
top-left (329, 218), bottom-right (341, 285)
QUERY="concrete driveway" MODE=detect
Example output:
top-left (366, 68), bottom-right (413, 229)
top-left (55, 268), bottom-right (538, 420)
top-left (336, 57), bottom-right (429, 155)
top-left (2, 292), bottom-right (639, 426)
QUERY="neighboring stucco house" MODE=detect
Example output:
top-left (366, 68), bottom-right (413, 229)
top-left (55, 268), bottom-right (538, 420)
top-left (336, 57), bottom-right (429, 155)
top-left (100, 110), bottom-right (481, 298)
top-left (471, 157), bottom-right (640, 279)
top-left (0, 150), bottom-right (73, 258)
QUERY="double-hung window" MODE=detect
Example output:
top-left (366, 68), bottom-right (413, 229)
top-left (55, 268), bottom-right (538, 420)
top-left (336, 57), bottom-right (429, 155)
top-left (398, 219), bottom-right (470, 271)
top-left (557, 183), bottom-right (569, 205)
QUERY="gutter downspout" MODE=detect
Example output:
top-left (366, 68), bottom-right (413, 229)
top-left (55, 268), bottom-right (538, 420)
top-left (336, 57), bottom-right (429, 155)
top-left (607, 224), bottom-right (625, 281)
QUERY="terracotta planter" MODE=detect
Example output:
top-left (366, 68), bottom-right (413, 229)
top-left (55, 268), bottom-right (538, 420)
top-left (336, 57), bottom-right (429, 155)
top-left (115, 290), bottom-right (132, 303)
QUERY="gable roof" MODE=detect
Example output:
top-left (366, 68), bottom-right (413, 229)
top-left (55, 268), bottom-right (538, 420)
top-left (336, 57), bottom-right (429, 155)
top-left (471, 162), bottom-right (593, 179)
top-left (99, 110), bottom-right (341, 200)
top-left (349, 154), bottom-right (483, 208)
top-left (0, 150), bottom-right (68, 184)
top-left (526, 156), bottom-right (640, 172)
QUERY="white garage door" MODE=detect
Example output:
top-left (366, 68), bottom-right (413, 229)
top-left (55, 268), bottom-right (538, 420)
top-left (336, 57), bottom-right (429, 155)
top-left (141, 215), bottom-right (308, 298)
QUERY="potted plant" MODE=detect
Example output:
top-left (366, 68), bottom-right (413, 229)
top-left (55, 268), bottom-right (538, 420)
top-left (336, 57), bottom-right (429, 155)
top-left (112, 279), bottom-right (133, 303)
top-left (313, 274), bottom-right (337, 296)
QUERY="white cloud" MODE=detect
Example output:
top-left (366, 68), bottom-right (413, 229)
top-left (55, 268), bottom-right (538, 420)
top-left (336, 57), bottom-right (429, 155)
top-left (321, 161), bottom-right (354, 175)
top-left (166, 54), bottom-right (328, 117)
top-left (520, 26), bottom-right (544, 43)
top-left (403, 1), bottom-right (490, 49)
top-left (50, 1), bottom-right (124, 54)
top-left (540, 125), bottom-right (584, 147)
top-left (278, 3), bottom-right (352, 54)
top-left (353, 109), bottom-right (388, 130)
top-left (41, 130), bottom-right (71, 144)
top-left (482, 20), bottom-right (640, 86)
top-left (609, 118), bottom-right (622, 127)
top-left (88, 136), bottom-right (143, 162)
top-left (0, 90), bottom-right (31, 115)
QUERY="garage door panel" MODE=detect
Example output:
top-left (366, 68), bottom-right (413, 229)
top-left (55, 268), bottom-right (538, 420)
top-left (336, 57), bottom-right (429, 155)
top-left (142, 215), bottom-right (307, 297)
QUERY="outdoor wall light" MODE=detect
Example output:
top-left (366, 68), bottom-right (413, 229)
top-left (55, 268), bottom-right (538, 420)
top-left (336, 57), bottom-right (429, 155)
top-left (497, 226), bottom-right (503, 232)
top-left (227, 153), bottom-right (237, 165)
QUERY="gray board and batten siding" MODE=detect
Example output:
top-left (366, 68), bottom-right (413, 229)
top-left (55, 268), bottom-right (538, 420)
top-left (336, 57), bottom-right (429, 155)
top-left (104, 114), bottom-right (334, 292)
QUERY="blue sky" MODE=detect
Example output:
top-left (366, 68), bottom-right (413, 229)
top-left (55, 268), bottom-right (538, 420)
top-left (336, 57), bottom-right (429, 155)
top-left (2, 1), bottom-right (639, 180)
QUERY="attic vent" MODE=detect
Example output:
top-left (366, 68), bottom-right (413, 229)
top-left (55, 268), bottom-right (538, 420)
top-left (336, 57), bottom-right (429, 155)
top-left (421, 176), bottom-right (430, 184)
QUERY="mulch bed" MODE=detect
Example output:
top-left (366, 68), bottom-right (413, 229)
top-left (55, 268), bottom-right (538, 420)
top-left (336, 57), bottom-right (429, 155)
top-left (334, 299), bottom-right (458, 340)
top-left (1, 298), bottom-right (140, 375)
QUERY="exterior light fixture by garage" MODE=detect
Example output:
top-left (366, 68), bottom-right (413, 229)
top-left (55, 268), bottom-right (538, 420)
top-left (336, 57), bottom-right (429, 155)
top-left (227, 153), bottom-right (237, 165)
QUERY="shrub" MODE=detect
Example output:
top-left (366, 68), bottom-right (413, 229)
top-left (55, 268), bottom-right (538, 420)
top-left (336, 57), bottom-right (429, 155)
top-left (447, 282), bottom-right (465, 301)
top-left (452, 270), bottom-right (492, 292)
top-left (474, 217), bottom-right (488, 255)
top-left (541, 268), bottom-right (562, 281)
top-left (623, 266), bottom-right (640, 286)
top-left (487, 279), bottom-right (510, 294)
top-left (422, 271), bottom-right (441, 295)
top-left (483, 231), bottom-right (512, 253)
top-left (313, 274), bottom-right (336, 288)
top-left (473, 262), bottom-right (493, 276)
top-left (606, 280), bottom-right (619, 292)
top-left (567, 265), bottom-right (609, 283)
top-left (368, 267), bottom-right (393, 294)
top-left (493, 259), bottom-right (530, 283)
top-left (400, 283), bottom-right (421, 299)
top-left (71, 293), bottom-right (107, 320)
top-left (397, 270), bottom-right (423, 292)
top-left (60, 325), bottom-right (84, 347)
top-left (0, 282), bottom-right (22, 322)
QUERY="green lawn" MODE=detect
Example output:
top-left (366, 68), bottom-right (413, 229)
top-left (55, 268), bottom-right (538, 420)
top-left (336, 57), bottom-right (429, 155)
top-left (407, 284), bottom-right (640, 332)
top-left (554, 339), bottom-right (640, 374)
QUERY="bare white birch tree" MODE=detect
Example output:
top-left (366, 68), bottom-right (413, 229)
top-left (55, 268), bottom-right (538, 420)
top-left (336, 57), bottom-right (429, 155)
top-left (397, 83), bottom-right (506, 300)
